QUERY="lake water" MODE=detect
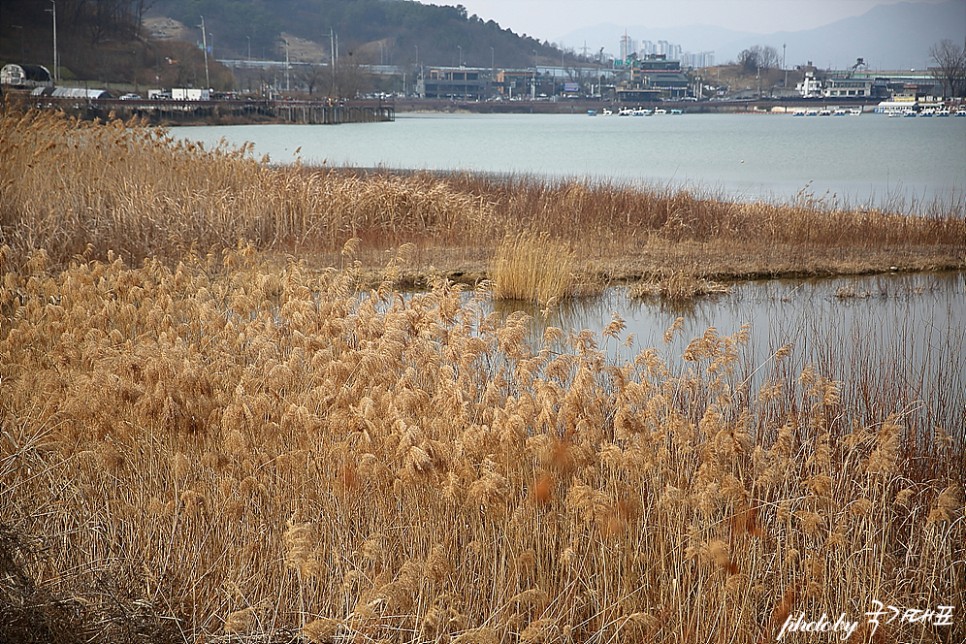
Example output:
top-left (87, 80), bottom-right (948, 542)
top-left (169, 113), bottom-right (965, 429)
top-left (482, 271), bottom-right (966, 432)
top-left (170, 111), bottom-right (966, 210)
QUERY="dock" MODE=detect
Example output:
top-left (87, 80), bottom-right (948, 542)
top-left (13, 94), bottom-right (395, 126)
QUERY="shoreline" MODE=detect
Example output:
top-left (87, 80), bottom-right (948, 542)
top-left (3, 108), bottom-right (964, 293)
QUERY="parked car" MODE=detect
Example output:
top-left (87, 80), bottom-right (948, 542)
top-left (119, 93), bottom-right (141, 100)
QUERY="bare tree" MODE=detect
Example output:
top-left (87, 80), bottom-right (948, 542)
top-left (929, 39), bottom-right (966, 98)
top-left (738, 45), bottom-right (780, 73)
top-left (758, 46), bottom-right (780, 71)
top-left (297, 64), bottom-right (327, 96)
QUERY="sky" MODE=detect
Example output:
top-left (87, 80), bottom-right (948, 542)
top-left (432, 0), bottom-right (951, 39)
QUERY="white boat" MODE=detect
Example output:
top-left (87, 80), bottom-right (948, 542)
top-left (602, 108), bottom-right (613, 116)
top-left (792, 108), bottom-right (807, 116)
top-left (876, 100), bottom-right (917, 116)
top-left (849, 108), bottom-right (862, 116)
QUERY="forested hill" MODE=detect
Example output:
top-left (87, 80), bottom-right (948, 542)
top-left (150, 0), bottom-right (569, 68)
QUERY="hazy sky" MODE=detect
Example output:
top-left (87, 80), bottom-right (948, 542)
top-left (432, 0), bottom-right (950, 38)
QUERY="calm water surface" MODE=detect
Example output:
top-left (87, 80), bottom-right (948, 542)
top-left (171, 111), bottom-right (966, 209)
top-left (483, 272), bottom-right (966, 430)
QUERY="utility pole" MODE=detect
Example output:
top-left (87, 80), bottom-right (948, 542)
top-left (284, 39), bottom-right (290, 92)
top-left (200, 15), bottom-right (210, 88)
top-left (330, 29), bottom-right (336, 94)
top-left (532, 50), bottom-right (537, 100)
top-left (783, 43), bottom-right (788, 88)
top-left (46, 1), bottom-right (58, 83)
top-left (490, 46), bottom-right (495, 99)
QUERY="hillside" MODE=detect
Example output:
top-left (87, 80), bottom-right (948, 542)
top-left (147, 0), bottom-right (571, 68)
top-left (0, 0), bottom-right (576, 92)
top-left (0, 0), bottom-right (231, 89)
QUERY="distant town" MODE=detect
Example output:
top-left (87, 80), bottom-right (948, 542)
top-left (3, 21), bottom-right (964, 123)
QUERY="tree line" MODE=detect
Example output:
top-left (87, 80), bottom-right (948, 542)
top-left (735, 39), bottom-right (966, 98)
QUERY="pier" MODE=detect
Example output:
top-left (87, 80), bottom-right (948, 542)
top-left (14, 94), bottom-right (395, 126)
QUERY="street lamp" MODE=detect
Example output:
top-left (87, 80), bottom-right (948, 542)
top-left (247, 36), bottom-right (251, 62)
top-left (283, 38), bottom-right (290, 92)
top-left (457, 45), bottom-right (462, 67)
top-left (490, 46), bottom-right (495, 97)
top-left (783, 43), bottom-right (788, 88)
top-left (199, 15), bottom-right (210, 88)
top-left (45, 1), bottom-right (58, 83)
top-left (532, 50), bottom-right (537, 100)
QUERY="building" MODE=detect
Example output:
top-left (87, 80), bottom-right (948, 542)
top-left (620, 34), bottom-right (638, 62)
top-left (821, 76), bottom-right (884, 98)
top-left (623, 55), bottom-right (692, 100)
top-left (797, 70), bottom-right (823, 98)
top-left (1, 64), bottom-right (53, 89)
top-left (417, 66), bottom-right (488, 100)
top-left (493, 69), bottom-right (536, 99)
top-left (798, 66), bottom-right (910, 100)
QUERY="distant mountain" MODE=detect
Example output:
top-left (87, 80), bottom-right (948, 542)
top-left (556, 0), bottom-right (966, 70)
top-left (147, 0), bottom-right (569, 69)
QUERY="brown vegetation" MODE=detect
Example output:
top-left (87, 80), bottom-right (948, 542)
top-left (1, 109), bottom-right (963, 287)
top-left (1, 244), bottom-right (963, 643)
top-left (490, 232), bottom-right (577, 304)
top-left (1, 108), bottom-right (964, 642)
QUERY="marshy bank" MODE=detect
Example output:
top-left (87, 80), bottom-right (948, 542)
top-left (1, 109), bottom-right (963, 287)
top-left (1, 245), bottom-right (963, 644)
top-left (1, 109), bottom-right (964, 643)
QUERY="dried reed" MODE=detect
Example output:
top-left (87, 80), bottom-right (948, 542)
top-left (1, 243), bottom-right (962, 643)
top-left (490, 232), bottom-right (575, 304)
top-left (2, 108), bottom-right (963, 287)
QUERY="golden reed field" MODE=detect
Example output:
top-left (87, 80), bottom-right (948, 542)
top-left (1, 109), bottom-right (964, 643)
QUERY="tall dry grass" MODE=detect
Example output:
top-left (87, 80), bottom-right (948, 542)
top-left (1, 243), bottom-right (962, 643)
top-left (0, 109), bottom-right (491, 267)
top-left (490, 232), bottom-right (575, 304)
top-left (2, 108), bottom-right (964, 286)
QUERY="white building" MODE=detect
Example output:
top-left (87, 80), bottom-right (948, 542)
top-left (797, 71), bottom-right (823, 98)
